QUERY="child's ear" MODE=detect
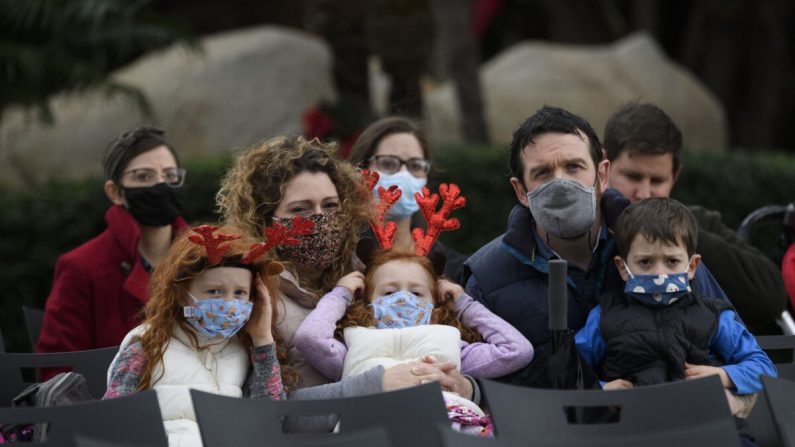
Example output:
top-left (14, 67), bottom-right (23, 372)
top-left (686, 254), bottom-right (702, 281)
top-left (265, 261), bottom-right (284, 276)
top-left (356, 238), bottom-right (378, 267)
top-left (427, 251), bottom-right (447, 277)
top-left (614, 256), bottom-right (629, 282)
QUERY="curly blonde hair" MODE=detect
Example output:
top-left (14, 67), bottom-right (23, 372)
top-left (216, 136), bottom-right (371, 296)
top-left (335, 250), bottom-right (483, 344)
top-left (138, 225), bottom-right (300, 392)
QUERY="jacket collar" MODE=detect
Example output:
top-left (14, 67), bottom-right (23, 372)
top-left (279, 269), bottom-right (319, 309)
top-left (105, 205), bottom-right (188, 303)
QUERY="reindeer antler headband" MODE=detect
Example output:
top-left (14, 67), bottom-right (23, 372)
top-left (363, 169), bottom-right (402, 250)
top-left (187, 217), bottom-right (316, 269)
top-left (363, 169), bottom-right (466, 256)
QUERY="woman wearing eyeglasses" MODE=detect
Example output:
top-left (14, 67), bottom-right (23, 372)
top-left (36, 126), bottom-right (188, 371)
top-left (349, 116), bottom-right (467, 281)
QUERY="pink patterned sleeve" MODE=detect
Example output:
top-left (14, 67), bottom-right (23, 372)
top-left (103, 342), bottom-right (147, 399)
top-left (245, 343), bottom-right (286, 400)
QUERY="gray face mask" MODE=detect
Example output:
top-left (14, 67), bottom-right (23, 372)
top-left (526, 177), bottom-right (596, 239)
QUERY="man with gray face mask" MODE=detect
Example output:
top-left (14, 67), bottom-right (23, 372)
top-left (462, 106), bottom-right (730, 373)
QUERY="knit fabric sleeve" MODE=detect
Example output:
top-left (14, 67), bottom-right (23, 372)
top-left (293, 287), bottom-right (352, 381)
top-left (244, 343), bottom-right (285, 400)
top-left (103, 342), bottom-right (146, 399)
top-left (456, 294), bottom-right (534, 378)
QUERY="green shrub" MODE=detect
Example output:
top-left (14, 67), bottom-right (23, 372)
top-left (1, 147), bottom-right (793, 352)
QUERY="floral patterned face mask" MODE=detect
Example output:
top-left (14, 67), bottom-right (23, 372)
top-left (274, 210), bottom-right (349, 271)
top-left (183, 292), bottom-right (253, 339)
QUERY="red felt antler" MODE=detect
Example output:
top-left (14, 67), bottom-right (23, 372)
top-left (242, 216), bottom-right (316, 264)
top-left (188, 225), bottom-right (241, 265)
top-left (362, 169), bottom-right (402, 249)
top-left (412, 183), bottom-right (466, 256)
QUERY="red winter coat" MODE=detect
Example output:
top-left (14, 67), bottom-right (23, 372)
top-left (36, 205), bottom-right (187, 363)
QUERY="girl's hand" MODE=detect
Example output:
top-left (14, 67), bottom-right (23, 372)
top-left (603, 379), bottom-right (634, 390)
top-left (438, 279), bottom-right (465, 310)
top-left (246, 275), bottom-right (274, 347)
top-left (684, 362), bottom-right (733, 389)
top-left (336, 271), bottom-right (365, 297)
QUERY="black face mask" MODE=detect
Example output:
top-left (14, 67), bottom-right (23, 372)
top-left (123, 183), bottom-right (183, 227)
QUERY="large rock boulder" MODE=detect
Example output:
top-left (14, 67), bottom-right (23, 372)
top-left (0, 26), bottom-right (334, 185)
top-left (424, 32), bottom-right (728, 150)
top-left (0, 28), bottom-right (726, 186)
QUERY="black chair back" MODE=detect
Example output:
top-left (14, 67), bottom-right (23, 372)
top-left (0, 324), bottom-right (6, 353)
top-left (480, 376), bottom-right (740, 447)
top-left (22, 306), bottom-right (45, 350)
top-left (438, 425), bottom-right (505, 446)
top-left (0, 390), bottom-right (167, 447)
top-left (748, 335), bottom-right (795, 446)
top-left (191, 382), bottom-right (447, 447)
top-left (0, 347), bottom-right (118, 405)
top-left (762, 376), bottom-right (795, 447)
top-left (756, 335), bottom-right (795, 380)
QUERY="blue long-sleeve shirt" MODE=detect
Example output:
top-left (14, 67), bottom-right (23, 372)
top-left (575, 306), bottom-right (777, 394)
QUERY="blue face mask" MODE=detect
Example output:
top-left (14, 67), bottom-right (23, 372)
top-left (183, 293), bottom-right (253, 339)
top-left (372, 291), bottom-right (433, 329)
top-left (622, 261), bottom-right (692, 307)
top-left (374, 170), bottom-right (427, 220)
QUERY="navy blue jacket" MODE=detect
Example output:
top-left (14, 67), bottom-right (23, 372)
top-left (463, 189), bottom-right (730, 364)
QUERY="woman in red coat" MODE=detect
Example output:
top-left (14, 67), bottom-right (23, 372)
top-left (36, 127), bottom-right (188, 365)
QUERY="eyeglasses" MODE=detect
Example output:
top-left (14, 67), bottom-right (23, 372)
top-left (122, 167), bottom-right (187, 188)
top-left (369, 155), bottom-right (431, 177)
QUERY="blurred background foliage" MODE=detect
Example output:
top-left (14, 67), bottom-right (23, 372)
top-left (1, 146), bottom-right (794, 352)
top-left (0, 0), bottom-right (195, 124)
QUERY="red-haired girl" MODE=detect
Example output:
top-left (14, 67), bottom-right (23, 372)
top-left (295, 249), bottom-right (534, 435)
top-left (103, 224), bottom-right (295, 445)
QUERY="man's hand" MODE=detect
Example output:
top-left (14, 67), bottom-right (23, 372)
top-left (724, 390), bottom-right (757, 418)
top-left (684, 363), bottom-right (733, 389)
top-left (603, 379), bottom-right (634, 390)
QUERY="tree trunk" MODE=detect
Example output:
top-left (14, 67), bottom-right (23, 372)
top-left (431, 0), bottom-right (489, 142)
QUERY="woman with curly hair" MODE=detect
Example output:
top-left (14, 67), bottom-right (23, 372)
top-left (216, 136), bottom-right (372, 387)
top-left (103, 224), bottom-right (292, 445)
top-left (294, 249), bottom-right (534, 435)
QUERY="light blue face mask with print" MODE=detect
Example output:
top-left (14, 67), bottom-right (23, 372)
top-left (622, 261), bottom-right (692, 307)
top-left (183, 292), bottom-right (253, 339)
top-left (374, 170), bottom-right (427, 220)
top-left (372, 291), bottom-right (433, 329)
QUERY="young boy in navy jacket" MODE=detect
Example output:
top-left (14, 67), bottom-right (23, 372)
top-left (575, 198), bottom-right (775, 416)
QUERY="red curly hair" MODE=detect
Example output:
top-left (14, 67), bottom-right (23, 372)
top-left (336, 250), bottom-right (483, 343)
top-left (138, 225), bottom-right (300, 392)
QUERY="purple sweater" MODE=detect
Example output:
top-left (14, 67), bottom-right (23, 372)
top-left (294, 287), bottom-right (534, 381)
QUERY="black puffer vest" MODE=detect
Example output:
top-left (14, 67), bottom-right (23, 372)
top-left (599, 291), bottom-right (731, 386)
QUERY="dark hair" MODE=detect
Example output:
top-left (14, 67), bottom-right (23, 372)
top-left (509, 106), bottom-right (603, 184)
top-left (615, 197), bottom-right (698, 259)
top-left (603, 102), bottom-right (683, 174)
top-left (102, 126), bottom-right (178, 182)
top-left (348, 116), bottom-right (431, 168)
